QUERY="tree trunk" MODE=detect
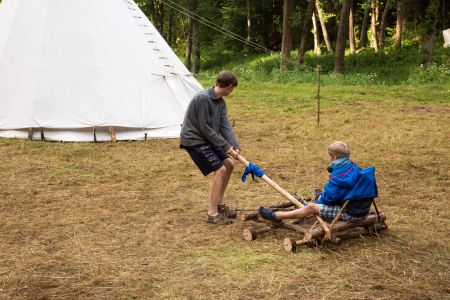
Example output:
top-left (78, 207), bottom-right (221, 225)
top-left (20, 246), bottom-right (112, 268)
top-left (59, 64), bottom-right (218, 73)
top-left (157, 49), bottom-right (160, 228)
top-left (443, 0), bottom-right (448, 29)
top-left (423, 0), bottom-right (439, 69)
top-left (375, 0), bottom-right (380, 23)
top-left (146, 1), bottom-right (156, 24)
top-left (281, 0), bottom-right (294, 67)
top-left (167, 9), bottom-right (174, 45)
top-left (297, 0), bottom-right (316, 63)
top-left (370, 0), bottom-right (379, 52)
top-left (360, 3), bottom-right (371, 48)
top-left (312, 12), bottom-right (322, 55)
top-left (264, 1), bottom-right (274, 49)
top-left (246, 0), bottom-right (253, 51)
top-left (316, 0), bottom-right (333, 53)
top-left (334, 0), bottom-right (353, 73)
top-left (158, 2), bottom-right (165, 38)
top-left (378, 0), bottom-right (390, 48)
top-left (349, 0), bottom-right (356, 54)
top-left (184, 0), bottom-right (195, 70)
top-left (191, 0), bottom-right (200, 74)
top-left (394, 2), bottom-right (404, 51)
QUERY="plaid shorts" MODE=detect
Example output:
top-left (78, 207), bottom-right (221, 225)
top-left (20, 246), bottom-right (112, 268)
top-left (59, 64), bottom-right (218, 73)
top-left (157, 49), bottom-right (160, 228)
top-left (318, 204), bottom-right (361, 221)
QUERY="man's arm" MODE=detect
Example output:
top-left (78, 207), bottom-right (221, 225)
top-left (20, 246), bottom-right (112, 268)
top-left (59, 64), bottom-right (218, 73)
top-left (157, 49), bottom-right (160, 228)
top-left (219, 101), bottom-right (240, 150)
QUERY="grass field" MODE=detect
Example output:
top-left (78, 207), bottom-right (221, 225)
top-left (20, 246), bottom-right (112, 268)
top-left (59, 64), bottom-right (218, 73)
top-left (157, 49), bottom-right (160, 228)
top-left (0, 81), bottom-right (449, 299)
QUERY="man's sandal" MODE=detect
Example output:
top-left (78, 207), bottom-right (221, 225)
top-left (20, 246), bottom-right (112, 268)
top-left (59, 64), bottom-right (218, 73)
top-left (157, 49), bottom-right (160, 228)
top-left (206, 214), bottom-right (233, 225)
top-left (218, 203), bottom-right (238, 219)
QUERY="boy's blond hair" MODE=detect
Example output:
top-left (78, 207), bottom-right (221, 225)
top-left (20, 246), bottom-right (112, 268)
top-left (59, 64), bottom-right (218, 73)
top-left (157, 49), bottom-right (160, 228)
top-left (328, 141), bottom-right (350, 158)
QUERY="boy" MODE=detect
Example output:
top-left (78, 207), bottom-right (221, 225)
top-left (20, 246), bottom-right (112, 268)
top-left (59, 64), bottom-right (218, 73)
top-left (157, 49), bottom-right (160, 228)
top-left (180, 71), bottom-right (240, 225)
top-left (259, 141), bottom-right (377, 222)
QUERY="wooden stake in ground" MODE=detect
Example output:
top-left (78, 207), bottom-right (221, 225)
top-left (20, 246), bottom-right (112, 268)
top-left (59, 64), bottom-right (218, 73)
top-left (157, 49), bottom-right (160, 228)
top-left (108, 126), bottom-right (117, 143)
top-left (316, 65), bottom-right (321, 126)
top-left (236, 154), bottom-right (331, 239)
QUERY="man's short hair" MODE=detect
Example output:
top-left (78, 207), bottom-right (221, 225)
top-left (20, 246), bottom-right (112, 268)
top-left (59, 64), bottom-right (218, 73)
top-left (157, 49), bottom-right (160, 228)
top-left (328, 141), bottom-right (350, 158)
top-left (216, 71), bottom-right (238, 88)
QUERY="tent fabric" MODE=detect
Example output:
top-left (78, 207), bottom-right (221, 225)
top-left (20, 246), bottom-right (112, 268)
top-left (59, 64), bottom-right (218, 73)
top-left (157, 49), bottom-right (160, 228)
top-left (443, 28), bottom-right (450, 48)
top-left (0, 0), bottom-right (202, 141)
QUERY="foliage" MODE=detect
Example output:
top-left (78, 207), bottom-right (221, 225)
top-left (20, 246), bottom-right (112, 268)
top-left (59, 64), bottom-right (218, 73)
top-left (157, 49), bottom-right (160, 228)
top-left (132, 0), bottom-right (448, 73)
top-left (197, 44), bottom-right (450, 86)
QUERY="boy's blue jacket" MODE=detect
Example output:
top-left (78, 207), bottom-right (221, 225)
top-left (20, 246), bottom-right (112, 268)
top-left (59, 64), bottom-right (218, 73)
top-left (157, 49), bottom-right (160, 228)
top-left (316, 162), bottom-right (377, 206)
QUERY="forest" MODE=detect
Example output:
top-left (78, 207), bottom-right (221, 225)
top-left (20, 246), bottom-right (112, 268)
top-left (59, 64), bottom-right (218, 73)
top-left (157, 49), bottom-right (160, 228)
top-left (135, 0), bottom-right (449, 84)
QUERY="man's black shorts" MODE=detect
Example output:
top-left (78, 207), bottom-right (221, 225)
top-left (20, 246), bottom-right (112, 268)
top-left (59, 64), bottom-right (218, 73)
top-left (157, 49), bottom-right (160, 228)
top-left (181, 144), bottom-right (229, 176)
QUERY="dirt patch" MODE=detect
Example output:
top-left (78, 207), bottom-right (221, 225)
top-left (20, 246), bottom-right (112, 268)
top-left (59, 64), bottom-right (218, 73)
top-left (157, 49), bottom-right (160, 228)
top-left (0, 84), bottom-right (449, 299)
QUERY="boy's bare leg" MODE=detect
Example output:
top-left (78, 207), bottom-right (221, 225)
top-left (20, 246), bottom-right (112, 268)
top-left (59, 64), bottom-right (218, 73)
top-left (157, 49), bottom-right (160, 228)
top-left (217, 158), bottom-right (234, 205)
top-left (208, 166), bottom-right (227, 216)
top-left (274, 204), bottom-right (320, 220)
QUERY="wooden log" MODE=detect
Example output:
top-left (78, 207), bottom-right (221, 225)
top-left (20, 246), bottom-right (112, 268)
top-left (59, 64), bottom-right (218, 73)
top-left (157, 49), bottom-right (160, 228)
top-left (269, 201), bottom-right (295, 209)
top-left (329, 237), bottom-right (342, 245)
top-left (333, 223), bottom-right (387, 240)
top-left (241, 212), bottom-right (258, 221)
top-left (276, 221), bottom-right (308, 234)
top-left (283, 237), bottom-right (315, 252)
top-left (243, 227), bottom-right (271, 241)
top-left (304, 212), bottom-right (386, 241)
top-left (364, 222), bottom-right (388, 235)
top-left (240, 201), bottom-right (295, 221)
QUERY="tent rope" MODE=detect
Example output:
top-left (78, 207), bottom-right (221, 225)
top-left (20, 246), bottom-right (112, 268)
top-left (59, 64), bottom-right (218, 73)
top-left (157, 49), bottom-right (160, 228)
top-left (156, 0), bottom-right (317, 71)
top-left (124, 0), bottom-right (183, 75)
top-left (157, 0), bottom-right (274, 54)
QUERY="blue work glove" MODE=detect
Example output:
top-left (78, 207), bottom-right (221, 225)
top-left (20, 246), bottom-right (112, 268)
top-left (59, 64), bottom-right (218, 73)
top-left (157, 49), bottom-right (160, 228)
top-left (241, 162), bottom-right (265, 182)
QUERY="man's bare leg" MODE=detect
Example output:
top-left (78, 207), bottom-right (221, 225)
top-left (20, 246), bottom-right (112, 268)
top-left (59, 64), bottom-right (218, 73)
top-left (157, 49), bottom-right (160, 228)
top-left (208, 166), bottom-right (227, 216)
top-left (217, 158), bottom-right (234, 205)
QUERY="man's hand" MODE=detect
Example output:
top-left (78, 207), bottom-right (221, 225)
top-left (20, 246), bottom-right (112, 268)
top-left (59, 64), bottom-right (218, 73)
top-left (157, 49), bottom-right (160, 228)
top-left (227, 147), bottom-right (239, 159)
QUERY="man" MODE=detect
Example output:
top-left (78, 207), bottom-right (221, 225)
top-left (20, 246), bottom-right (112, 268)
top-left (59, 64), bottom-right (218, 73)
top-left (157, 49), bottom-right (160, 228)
top-left (180, 71), bottom-right (240, 225)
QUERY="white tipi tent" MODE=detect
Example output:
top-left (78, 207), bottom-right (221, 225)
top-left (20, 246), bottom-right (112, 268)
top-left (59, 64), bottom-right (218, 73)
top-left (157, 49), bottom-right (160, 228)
top-left (0, 0), bottom-right (202, 141)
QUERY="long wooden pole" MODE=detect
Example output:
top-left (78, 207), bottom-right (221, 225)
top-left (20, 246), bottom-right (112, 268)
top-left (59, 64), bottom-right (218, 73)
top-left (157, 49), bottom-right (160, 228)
top-left (236, 154), bottom-right (331, 238)
top-left (316, 65), bottom-right (321, 126)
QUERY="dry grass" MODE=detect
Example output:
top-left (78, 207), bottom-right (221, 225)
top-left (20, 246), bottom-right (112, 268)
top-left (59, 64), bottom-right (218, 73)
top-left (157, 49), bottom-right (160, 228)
top-left (0, 82), bottom-right (449, 299)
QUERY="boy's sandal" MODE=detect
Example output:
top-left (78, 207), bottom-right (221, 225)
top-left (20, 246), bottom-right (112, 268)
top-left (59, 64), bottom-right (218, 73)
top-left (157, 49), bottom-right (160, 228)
top-left (206, 214), bottom-right (233, 225)
top-left (218, 203), bottom-right (238, 219)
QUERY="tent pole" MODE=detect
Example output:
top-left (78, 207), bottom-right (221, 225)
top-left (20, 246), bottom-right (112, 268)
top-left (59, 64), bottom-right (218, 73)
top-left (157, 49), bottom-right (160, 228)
top-left (28, 128), bottom-right (33, 140)
top-left (93, 127), bottom-right (97, 143)
top-left (109, 126), bottom-right (117, 143)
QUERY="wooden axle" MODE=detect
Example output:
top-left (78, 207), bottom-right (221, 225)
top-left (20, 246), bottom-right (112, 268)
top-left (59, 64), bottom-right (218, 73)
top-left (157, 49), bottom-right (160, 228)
top-left (242, 220), bottom-right (307, 241)
top-left (283, 212), bottom-right (387, 252)
top-left (304, 212), bottom-right (386, 241)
